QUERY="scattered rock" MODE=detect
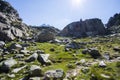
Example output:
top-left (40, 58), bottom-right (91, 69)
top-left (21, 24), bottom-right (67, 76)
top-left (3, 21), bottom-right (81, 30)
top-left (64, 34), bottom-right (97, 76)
top-left (20, 50), bottom-right (30, 54)
top-left (44, 69), bottom-right (65, 80)
top-left (103, 52), bottom-right (110, 60)
top-left (82, 48), bottom-right (101, 59)
top-left (12, 65), bottom-right (26, 73)
top-left (37, 54), bottom-right (51, 65)
top-left (26, 53), bottom-right (38, 62)
top-left (65, 42), bottom-right (80, 49)
top-left (9, 43), bottom-right (22, 50)
top-left (7, 74), bottom-right (15, 78)
top-left (99, 61), bottom-right (106, 67)
top-left (113, 46), bottom-right (120, 52)
top-left (100, 74), bottom-right (110, 79)
top-left (0, 41), bottom-right (5, 48)
top-left (0, 58), bottom-right (17, 73)
top-left (29, 65), bottom-right (42, 77)
top-left (29, 77), bottom-right (41, 80)
top-left (81, 67), bottom-right (90, 74)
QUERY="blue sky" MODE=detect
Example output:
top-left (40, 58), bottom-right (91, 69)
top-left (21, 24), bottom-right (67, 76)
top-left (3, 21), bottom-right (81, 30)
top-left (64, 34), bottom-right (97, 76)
top-left (6, 0), bottom-right (120, 29)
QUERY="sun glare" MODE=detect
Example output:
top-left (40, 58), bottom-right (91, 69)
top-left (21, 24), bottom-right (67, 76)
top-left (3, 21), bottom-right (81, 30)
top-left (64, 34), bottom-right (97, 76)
top-left (71, 0), bottom-right (85, 8)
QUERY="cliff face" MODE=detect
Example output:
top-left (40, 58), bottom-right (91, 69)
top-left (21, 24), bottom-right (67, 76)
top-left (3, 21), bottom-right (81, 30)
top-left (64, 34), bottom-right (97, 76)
top-left (0, 0), bottom-right (31, 41)
top-left (106, 13), bottom-right (120, 34)
top-left (60, 18), bottom-right (106, 37)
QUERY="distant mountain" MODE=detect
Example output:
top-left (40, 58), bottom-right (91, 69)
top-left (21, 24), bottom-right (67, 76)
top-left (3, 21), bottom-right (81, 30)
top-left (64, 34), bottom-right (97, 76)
top-left (59, 18), bottom-right (106, 38)
top-left (106, 13), bottom-right (120, 34)
top-left (31, 25), bottom-right (60, 36)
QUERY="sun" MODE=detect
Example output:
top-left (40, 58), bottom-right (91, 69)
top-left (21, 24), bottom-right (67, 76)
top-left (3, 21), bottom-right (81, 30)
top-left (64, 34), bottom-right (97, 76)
top-left (71, 0), bottom-right (84, 8)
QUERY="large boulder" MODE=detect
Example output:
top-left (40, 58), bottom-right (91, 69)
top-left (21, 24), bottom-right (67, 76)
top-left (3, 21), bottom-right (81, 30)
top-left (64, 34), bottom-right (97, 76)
top-left (0, 58), bottom-right (17, 73)
top-left (60, 18), bottom-right (106, 38)
top-left (0, 0), bottom-right (31, 41)
top-left (35, 29), bottom-right (55, 42)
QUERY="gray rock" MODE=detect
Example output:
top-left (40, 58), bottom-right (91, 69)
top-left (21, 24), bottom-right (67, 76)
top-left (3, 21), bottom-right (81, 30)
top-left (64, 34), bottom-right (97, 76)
top-left (29, 77), bottom-right (41, 80)
top-left (103, 52), bottom-right (110, 60)
top-left (82, 48), bottom-right (101, 59)
top-left (20, 50), bottom-right (30, 54)
top-left (26, 53), bottom-right (38, 62)
top-left (81, 67), bottom-right (90, 74)
top-left (37, 54), bottom-right (51, 65)
top-left (12, 65), bottom-right (26, 73)
top-left (35, 29), bottom-right (55, 42)
top-left (65, 42), bottom-right (80, 49)
top-left (9, 43), bottom-right (22, 50)
top-left (99, 61), bottom-right (106, 67)
top-left (113, 46), bottom-right (120, 52)
top-left (7, 74), bottom-right (15, 78)
top-left (0, 58), bottom-right (17, 73)
top-left (0, 41), bottom-right (5, 48)
top-left (14, 54), bottom-right (24, 58)
top-left (100, 74), bottom-right (110, 79)
top-left (29, 65), bottom-right (42, 77)
top-left (44, 69), bottom-right (64, 79)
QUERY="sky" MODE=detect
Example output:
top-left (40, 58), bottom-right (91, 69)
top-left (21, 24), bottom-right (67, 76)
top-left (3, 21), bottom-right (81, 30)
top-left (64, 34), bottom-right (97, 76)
top-left (6, 0), bottom-right (120, 29)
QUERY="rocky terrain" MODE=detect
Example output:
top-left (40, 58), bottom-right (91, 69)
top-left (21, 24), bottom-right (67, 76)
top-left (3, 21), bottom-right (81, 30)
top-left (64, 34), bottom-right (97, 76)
top-left (0, 0), bottom-right (120, 80)
top-left (0, 0), bottom-right (32, 41)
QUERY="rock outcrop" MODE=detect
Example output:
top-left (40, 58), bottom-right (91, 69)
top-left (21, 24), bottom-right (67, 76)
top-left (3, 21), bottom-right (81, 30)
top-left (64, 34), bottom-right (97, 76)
top-left (0, 0), bottom-right (31, 41)
top-left (106, 13), bottom-right (120, 34)
top-left (60, 18), bottom-right (106, 38)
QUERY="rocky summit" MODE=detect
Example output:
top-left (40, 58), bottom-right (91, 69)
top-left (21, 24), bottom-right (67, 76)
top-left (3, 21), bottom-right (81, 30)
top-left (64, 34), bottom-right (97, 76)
top-left (60, 18), bottom-right (106, 38)
top-left (0, 0), bottom-right (31, 41)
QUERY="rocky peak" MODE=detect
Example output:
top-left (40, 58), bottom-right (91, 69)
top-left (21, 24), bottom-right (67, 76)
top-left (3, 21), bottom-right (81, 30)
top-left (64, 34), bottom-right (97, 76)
top-left (106, 13), bottom-right (120, 34)
top-left (60, 18), bottom-right (106, 38)
top-left (0, 0), bottom-right (31, 41)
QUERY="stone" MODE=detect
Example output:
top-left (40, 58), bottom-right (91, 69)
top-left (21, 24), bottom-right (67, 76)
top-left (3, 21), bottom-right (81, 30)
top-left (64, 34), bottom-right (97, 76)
top-left (14, 54), bottom-right (24, 58)
top-left (7, 74), bottom-right (15, 78)
top-left (81, 67), bottom-right (90, 74)
top-left (0, 58), bottom-right (17, 73)
top-left (26, 53), bottom-right (38, 62)
top-left (103, 52), bottom-right (110, 60)
top-left (89, 48), bottom-right (101, 59)
top-left (20, 50), bottom-right (30, 54)
top-left (65, 42), bottom-right (80, 49)
top-left (34, 29), bottom-right (55, 42)
top-left (12, 65), bottom-right (26, 73)
top-left (9, 43), bottom-right (22, 50)
top-left (0, 41), bottom-right (5, 48)
top-left (100, 74), bottom-right (110, 79)
top-left (44, 69), bottom-right (64, 79)
top-left (113, 46), bottom-right (120, 52)
top-left (99, 61), bottom-right (106, 67)
top-left (37, 54), bottom-right (51, 65)
top-left (29, 77), bottom-right (41, 80)
top-left (29, 65), bottom-right (42, 77)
